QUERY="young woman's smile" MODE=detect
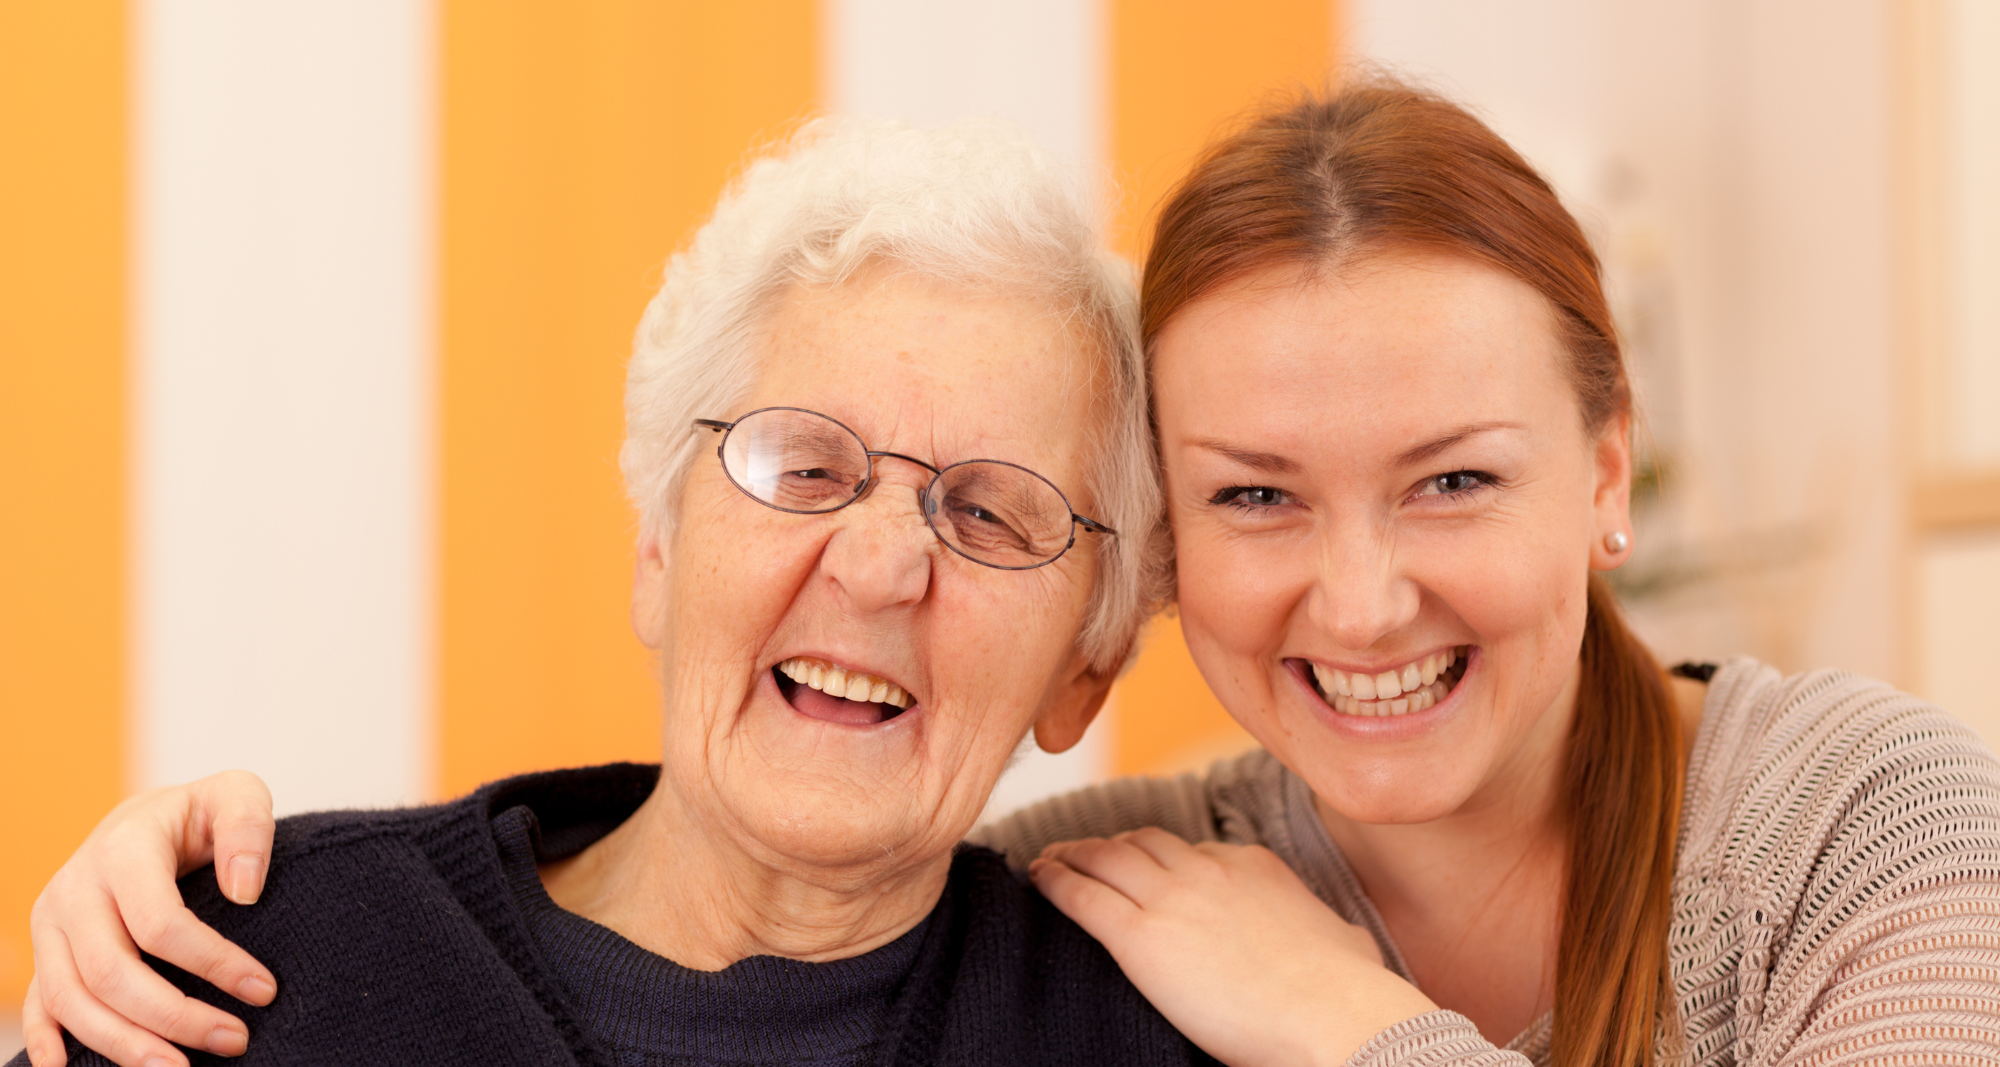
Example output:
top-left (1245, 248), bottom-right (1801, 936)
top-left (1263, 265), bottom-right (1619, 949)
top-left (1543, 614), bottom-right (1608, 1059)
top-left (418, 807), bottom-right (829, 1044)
top-left (1284, 643), bottom-right (1475, 739)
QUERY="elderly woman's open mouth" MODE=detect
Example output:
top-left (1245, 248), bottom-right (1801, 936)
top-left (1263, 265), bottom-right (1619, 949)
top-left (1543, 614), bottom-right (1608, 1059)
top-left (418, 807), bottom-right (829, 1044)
top-left (774, 655), bottom-right (920, 725)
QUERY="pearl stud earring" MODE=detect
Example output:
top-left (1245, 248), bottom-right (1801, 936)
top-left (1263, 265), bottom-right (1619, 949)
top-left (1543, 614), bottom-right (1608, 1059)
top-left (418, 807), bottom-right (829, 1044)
top-left (1605, 531), bottom-right (1629, 554)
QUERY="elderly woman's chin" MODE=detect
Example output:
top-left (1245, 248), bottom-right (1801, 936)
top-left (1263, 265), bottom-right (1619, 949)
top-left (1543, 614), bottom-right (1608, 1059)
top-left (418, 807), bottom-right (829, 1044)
top-left (671, 671), bottom-right (1009, 872)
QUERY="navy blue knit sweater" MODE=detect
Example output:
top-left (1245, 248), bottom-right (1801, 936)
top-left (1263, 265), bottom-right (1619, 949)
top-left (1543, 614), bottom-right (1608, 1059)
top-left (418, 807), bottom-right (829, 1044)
top-left (20, 764), bottom-right (1210, 1067)
top-left (491, 801), bottom-right (927, 1065)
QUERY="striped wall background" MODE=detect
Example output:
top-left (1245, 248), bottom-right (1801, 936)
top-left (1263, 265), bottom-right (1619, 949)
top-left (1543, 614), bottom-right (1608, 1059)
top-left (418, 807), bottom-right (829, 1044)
top-left (1, 0), bottom-right (1340, 1007)
top-left (16, 5), bottom-right (1974, 1031)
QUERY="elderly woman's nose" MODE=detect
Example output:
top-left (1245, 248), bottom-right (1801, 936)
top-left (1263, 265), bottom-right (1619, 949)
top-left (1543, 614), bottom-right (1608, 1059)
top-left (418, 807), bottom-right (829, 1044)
top-left (820, 489), bottom-right (936, 612)
top-left (1307, 527), bottom-right (1421, 652)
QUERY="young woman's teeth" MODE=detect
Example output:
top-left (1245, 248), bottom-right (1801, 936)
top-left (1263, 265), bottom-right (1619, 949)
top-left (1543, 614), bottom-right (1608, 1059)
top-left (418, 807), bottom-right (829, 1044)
top-left (778, 657), bottom-right (915, 709)
top-left (1311, 648), bottom-right (1464, 717)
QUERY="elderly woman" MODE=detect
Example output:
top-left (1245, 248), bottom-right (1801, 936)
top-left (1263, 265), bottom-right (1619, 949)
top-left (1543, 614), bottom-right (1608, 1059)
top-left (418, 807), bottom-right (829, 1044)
top-left (29, 82), bottom-right (2000, 1067)
top-left (13, 116), bottom-right (1201, 1067)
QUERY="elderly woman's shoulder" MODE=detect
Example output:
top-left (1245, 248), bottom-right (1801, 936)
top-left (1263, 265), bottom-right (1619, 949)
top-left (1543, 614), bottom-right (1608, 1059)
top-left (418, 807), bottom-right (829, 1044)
top-left (970, 769), bottom-right (1221, 868)
top-left (261, 798), bottom-right (459, 856)
top-left (1680, 657), bottom-right (2000, 886)
top-left (969, 749), bottom-right (1290, 867)
top-left (259, 760), bottom-right (660, 861)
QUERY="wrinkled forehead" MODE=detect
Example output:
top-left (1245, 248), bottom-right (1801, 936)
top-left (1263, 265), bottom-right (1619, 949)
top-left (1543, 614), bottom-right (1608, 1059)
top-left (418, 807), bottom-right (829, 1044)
top-left (743, 270), bottom-right (1110, 479)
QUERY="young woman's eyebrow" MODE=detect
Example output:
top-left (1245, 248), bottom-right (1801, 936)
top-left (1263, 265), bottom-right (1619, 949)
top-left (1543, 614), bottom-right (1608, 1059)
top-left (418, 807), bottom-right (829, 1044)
top-left (1394, 421), bottom-right (1524, 467)
top-left (1192, 439), bottom-right (1304, 474)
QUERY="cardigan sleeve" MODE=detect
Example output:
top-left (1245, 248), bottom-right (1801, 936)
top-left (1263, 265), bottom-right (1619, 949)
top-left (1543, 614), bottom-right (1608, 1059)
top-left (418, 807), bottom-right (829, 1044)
top-left (1747, 877), bottom-right (2000, 1065)
top-left (967, 770), bottom-right (1221, 868)
top-left (1342, 1012), bottom-right (1530, 1067)
top-left (1723, 674), bottom-right (2000, 1066)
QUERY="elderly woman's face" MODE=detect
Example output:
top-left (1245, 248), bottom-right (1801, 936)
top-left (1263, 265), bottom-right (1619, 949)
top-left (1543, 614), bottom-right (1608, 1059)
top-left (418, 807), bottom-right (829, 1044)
top-left (1152, 253), bottom-right (1632, 826)
top-left (633, 267), bottom-right (1110, 874)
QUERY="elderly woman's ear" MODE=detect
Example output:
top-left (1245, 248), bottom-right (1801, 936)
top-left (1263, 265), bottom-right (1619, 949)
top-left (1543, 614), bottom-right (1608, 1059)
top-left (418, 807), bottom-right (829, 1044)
top-left (1030, 654), bottom-right (1116, 754)
top-left (631, 533), bottom-right (671, 649)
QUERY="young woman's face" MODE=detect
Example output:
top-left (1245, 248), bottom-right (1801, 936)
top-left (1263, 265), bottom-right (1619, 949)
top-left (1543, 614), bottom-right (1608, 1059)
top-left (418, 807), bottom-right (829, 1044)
top-left (1151, 253), bottom-right (1632, 825)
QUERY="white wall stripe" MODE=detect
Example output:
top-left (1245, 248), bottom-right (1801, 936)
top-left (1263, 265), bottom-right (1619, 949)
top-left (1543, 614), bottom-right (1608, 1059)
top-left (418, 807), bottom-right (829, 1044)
top-left (822, 0), bottom-right (1111, 819)
top-left (133, 0), bottom-right (434, 814)
top-left (823, 0), bottom-right (1104, 171)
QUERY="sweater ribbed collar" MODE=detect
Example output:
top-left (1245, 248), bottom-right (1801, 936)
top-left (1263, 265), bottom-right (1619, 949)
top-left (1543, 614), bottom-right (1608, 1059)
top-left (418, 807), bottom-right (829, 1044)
top-left (492, 803), bottom-right (929, 1066)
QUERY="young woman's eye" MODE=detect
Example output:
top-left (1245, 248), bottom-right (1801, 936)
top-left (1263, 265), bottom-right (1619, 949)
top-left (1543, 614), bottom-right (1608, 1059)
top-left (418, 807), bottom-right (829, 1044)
top-left (1210, 485), bottom-right (1291, 509)
top-left (1420, 471), bottom-right (1490, 498)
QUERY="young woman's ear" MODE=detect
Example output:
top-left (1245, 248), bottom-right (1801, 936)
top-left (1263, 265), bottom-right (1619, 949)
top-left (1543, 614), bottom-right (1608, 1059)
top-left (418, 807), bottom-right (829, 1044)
top-left (1590, 411), bottom-right (1635, 572)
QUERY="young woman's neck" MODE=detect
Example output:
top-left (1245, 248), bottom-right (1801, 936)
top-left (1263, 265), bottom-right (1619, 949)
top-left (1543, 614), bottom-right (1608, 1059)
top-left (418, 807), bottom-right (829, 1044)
top-left (537, 773), bottom-right (953, 971)
top-left (1313, 664), bottom-right (1578, 1043)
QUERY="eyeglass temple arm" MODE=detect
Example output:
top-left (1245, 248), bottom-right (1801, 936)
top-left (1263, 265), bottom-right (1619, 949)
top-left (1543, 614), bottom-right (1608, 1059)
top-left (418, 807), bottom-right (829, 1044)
top-left (693, 419), bottom-right (733, 433)
top-left (1074, 515), bottom-right (1116, 536)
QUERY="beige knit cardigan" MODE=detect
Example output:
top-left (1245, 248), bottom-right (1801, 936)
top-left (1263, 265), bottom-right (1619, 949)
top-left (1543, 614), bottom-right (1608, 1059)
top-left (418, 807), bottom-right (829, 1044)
top-left (972, 659), bottom-right (2000, 1065)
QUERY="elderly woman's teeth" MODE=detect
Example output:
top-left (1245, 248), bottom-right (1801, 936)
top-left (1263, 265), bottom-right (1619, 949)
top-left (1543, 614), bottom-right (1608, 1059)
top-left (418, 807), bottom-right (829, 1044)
top-left (778, 656), bottom-right (914, 709)
top-left (1310, 648), bottom-right (1464, 717)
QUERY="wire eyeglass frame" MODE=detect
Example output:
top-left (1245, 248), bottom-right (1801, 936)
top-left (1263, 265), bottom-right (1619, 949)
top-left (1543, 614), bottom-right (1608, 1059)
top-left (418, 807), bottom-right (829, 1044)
top-left (693, 406), bottom-right (1115, 571)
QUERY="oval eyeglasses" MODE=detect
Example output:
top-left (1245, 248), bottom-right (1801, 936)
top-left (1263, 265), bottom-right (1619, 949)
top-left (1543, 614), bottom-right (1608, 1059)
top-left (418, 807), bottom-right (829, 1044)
top-left (694, 406), bottom-right (1115, 570)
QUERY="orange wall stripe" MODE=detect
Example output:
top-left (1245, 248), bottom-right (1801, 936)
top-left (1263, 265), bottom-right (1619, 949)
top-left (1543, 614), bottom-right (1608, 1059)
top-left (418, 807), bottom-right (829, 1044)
top-left (438, 1), bottom-right (818, 795)
top-left (0, 1), bottom-right (127, 1005)
top-left (1109, 0), bottom-right (1338, 258)
top-left (1108, 0), bottom-right (1339, 776)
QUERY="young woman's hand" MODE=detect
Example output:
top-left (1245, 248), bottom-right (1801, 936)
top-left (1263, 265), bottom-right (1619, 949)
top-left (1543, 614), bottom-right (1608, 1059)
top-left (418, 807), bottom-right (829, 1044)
top-left (23, 771), bottom-right (280, 1067)
top-left (1030, 829), bottom-right (1438, 1067)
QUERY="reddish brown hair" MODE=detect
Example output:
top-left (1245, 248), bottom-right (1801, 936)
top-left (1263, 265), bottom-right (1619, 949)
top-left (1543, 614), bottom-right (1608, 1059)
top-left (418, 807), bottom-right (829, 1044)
top-left (1143, 82), bottom-right (1683, 1067)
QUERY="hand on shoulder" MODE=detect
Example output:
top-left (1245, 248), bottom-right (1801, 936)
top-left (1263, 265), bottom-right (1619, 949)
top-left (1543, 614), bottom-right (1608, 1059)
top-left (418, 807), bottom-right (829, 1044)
top-left (23, 771), bottom-right (278, 1067)
top-left (1030, 828), bottom-right (1437, 1067)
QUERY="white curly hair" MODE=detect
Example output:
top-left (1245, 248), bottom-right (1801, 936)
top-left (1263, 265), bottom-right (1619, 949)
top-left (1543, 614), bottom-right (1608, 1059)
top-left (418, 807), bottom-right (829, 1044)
top-left (619, 116), bottom-right (1168, 673)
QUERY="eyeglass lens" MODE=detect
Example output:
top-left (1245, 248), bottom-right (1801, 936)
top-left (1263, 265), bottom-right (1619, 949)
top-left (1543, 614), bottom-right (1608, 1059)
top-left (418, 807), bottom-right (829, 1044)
top-left (718, 407), bottom-right (1078, 568)
top-left (724, 410), bottom-right (870, 511)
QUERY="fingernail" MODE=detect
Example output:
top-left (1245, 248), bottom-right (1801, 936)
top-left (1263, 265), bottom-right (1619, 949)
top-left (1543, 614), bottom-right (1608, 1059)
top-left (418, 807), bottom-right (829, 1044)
top-left (144, 1057), bottom-right (177, 1067)
top-left (239, 974), bottom-right (276, 1003)
top-left (1027, 859), bottom-right (1045, 875)
top-left (206, 1025), bottom-right (248, 1056)
top-left (227, 855), bottom-right (264, 903)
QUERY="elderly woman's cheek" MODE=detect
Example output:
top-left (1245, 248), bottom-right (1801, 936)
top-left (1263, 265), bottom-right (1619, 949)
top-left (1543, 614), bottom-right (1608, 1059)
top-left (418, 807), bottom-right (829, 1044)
top-left (939, 579), bottom-right (1087, 757)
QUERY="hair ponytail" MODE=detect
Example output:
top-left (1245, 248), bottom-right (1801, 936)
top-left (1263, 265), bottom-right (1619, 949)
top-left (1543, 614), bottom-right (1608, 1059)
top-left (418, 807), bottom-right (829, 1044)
top-left (1142, 80), bottom-right (1685, 1067)
top-left (1560, 575), bottom-right (1682, 1067)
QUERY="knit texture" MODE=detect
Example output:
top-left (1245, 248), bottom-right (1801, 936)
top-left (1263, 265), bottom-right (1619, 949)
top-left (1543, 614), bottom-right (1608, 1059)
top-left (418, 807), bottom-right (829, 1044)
top-left (493, 804), bottom-right (926, 1066)
top-left (21, 763), bottom-right (1212, 1067)
top-left (973, 658), bottom-right (2000, 1065)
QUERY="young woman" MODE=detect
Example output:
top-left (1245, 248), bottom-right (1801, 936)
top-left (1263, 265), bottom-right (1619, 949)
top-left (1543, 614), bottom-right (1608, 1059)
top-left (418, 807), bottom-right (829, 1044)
top-left (22, 82), bottom-right (2000, 1067)
top-left (989, 82), bottom-right (2000, 1066)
